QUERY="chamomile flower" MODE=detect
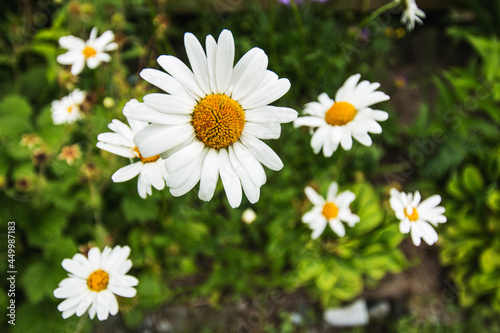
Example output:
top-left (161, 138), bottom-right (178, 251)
top-left (53, 245), bottom-right (138, 321)
top-left (294, 74), bottom-right (389, 157)
top-left (389, 188), bottom-right (446, 246)
top-left (398, 0), bottom-right (426, 31)
top-left (97, 106), bottom-right (168, 198)
top-left (302, 182), bottom-right (360, 239)
top-left (57, 27), bottom-right (118, 75)
top-left (51, 89), bottom-right (86, 125)
top-left (128, 29), bottom-right (297, 208)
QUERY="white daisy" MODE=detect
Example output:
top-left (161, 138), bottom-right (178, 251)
top-left (242, 208), bottom-right (257, 224)
top-left (398, 0), bottom-right (426, 31)
top-left (97, 102), bottom-right (169, 199)
top-left (128, 29), bottom-right (297, 208)
top-left (57, 27), bottom-right (118, 75)
top-left (53, 245), bottom-right (138, 321)
top-left (389, 188), bottom-right (446, 246)
top-left (294, 74), bottom-right (389, 157)
top-left (51, 89), bottom-right (86, 125)
top-left (302, 182), bottom-right (360, 239)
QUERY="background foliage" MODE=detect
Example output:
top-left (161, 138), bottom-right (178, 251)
top-left (0, 0), bottom-right (499, 332)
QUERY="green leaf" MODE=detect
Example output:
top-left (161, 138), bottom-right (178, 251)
top-left (480, 248), bottom-right (500, 274)
top-left (461, 164), bottom-right (485, 194)
top-left (0, 94), bottom-right (33, 142)
top-left (20, 262), bottom-right (62, 304)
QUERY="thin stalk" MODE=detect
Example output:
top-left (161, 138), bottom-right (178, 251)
top-left (358, 0), bottom-right (401, 30)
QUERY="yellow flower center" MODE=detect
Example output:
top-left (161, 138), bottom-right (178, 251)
top-left (87, 269), bottom-right (109, 292)
top-left (133, 147), bottom-right (160, 163)
top-left (82, 46), bottom-right (97, 58)
top-left (191, 94), bottom-right (245, 149)
top-left (324, 101), bottom-right (357, 126)
top-left (404, 207), bottom-right (419, 221)
top-left (67, 106), bottom-right (73, 113)
top-left (322, 201), bottom-right (339, 219)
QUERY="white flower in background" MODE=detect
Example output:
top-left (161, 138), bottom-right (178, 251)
top-left (51, 89), bottom-right (86, 125)
top-left (127, 29), bottom-right (297, 208)
top-left (399, 0), bottom-right (426, 31)
top-left (302, 182), bottom-right (360, 239)
top-left (57, 27), bottom-right (118, 75)
top-left (389, 188), bottom-right (446, 246)
top-left (54, 245), bottom-right (138, 321)
top-left (294, 74), bottom-right (389, 157)
top-left (97, 105), bottom-right (168, 198)
top-left (242, 208), bottom-right (257, 224)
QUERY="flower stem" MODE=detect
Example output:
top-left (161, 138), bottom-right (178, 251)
top-left (289, 0), bottom-right (306, 43)
top-left (358, 0), bottom-right (401, 29)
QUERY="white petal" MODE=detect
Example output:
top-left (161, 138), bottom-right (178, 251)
top-left (198, 148), bottom-right (219, 201)
top-left (326, 182), bottom-right (338, 201)
top-left (140, 68), bottom-right (193, 100)
top-left (143, 93), bottom-right (196, 115)
top-left (164, 140), bottom-right (205, 173)
top-left (329, 219), bottom-right (346, 237)
top-left (311, 220), bottom-right (327, 239)
top-left (304, 186), bottom-right (324, 206)
top-left (417, 221), bottom-right (439, 246)
top-left (111, 162), bottom-right (142, 183)
top-left (184, 32), bottom-right (211, 94)
top-left (243, 122), bottom-right (281, 140)
top-left (59, 35), bottom-right (85, 49)
top-left (310, 126), bottom-right (329, 155)
top-left (399, 220), bottom-right (411, 234)
top-left (239, 134), bottom-right (283, 171)
top-left (215, 29), bottom-right (235, 93)
top-left (233, 142), bottom-right (266, 187)
top-left (157, 55), bottom-right (205, 99)
top-left (418, 194), bottom-right (442, 211)
top-left (96, 142), bottom-right (135, 158)
top-left (339, 127), bottom-right (353, 150)
top-left (239, 78), bottom-right (290, 110)
top-left (230, 48), bottom-right (268, 101)
top-left (294, 116), bottom-right (326, 128)
top-left (70, 57), bottom-right (86, 75)
top-left (218, 148), bottom-right (242, 208)
top-left (133, 124), bottom-right (195, 157)
top-left (229, 145), bottom-right (260, 204)
top-left (246, 106), bottom-right (297, 124)
top-left (97, 132), bottom-right (134, 147)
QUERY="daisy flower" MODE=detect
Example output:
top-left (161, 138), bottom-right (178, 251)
top-left (53, 245), bottom-right (138, 321)
top-left (57, 27), bottom-right (118, 75)
top-left (294, 74), bottom-right (389, 157)
top-left (128, 29), bottom-right (297, 208)
top-left (398, 0), bottom-right (426, 31)
top-left (97, 105), bottom-right (168, 198)
top-left (51, 89), bottom-right (86, 125)
top-left (302, 182), bottom-right (360, 239)
top-left (389, 188), bottom-right (446, 246)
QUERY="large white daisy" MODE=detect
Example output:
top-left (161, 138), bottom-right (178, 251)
top-left (97, 105), bottom-right (168, 199)
top-left (53, 245), bottom-right (138, 321)
top-left (302, 182), bottom-right (360, 239)
top-left (51, 89), bottom-right (86, 125)
top-left (294, 74), bottom-right (390, 157)
top-left (398, 0), bottom-right (426, 31)
top-left (128, 29), bottom-right (297, 208)
top-left (389, 188), bottom-right (446, 246)
top-left (57, 27), bottom-right (118, 75)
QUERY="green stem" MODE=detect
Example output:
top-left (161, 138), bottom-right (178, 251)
top-left (73, 315), bottom-right (87, 333)
top-left (289, 0), bottom-right (305, 43)
top-left (358, 0), bottom-right (401, 29)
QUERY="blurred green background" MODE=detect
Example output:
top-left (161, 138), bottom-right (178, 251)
top-left (1, 0), bottom-right (500, 332)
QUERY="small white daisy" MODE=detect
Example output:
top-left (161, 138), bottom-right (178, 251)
top-left (389, 188), bottom-right (446, 246)
top-left (53, 245), bottom-right (138, 321)
top-left (398, 0), bottom-right (426, 31)
top-left (51, 89), bottom-right (86, 125)
top-left (128, 29), bottom-right (297, 208)
top-left (242, 208), bottom-right (257, 224)
top-left (294, 74), bottom-right (389, 157)
top-left (97, 102), bottom-right (169, 198)
top-left (302, 182), bottom-right (360, 239)
top-left (57, 27), bottom-right (118, 75)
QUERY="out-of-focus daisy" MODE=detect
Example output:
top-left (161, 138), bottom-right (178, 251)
top-left (242, 208), bottom-right (257, 224)
top-left (57, 27), bottom-right (118, 75)
top-left (51, 89), bottom-right (86, 125)
top-left (398, 0), bottom-right (426, 31)
top-left (302, 182), bottom-right (360, 239)
top-left (294, 74), bottom-right (389, 157)
top-left (54, 245), bottom-right (138, 321)
top-left (128, 29), bottom-right (296, 208)
top-left (59, 144), bottom-right (82, 165)
top-left (21, 134), bottom-right (42, 150)
top-left (97, 106), bottom-right (168, 198)
top-left (389, 188), bottom-right (446, 246)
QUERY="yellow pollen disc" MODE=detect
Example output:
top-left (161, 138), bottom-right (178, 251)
top-left (322, 202), bottom-right (339, 219)
top-left (191, 94), bottom-right (245, 149)
top-left (325, 101), bottom-right (357, 126)
top-left (82, 46), bottom-right (97, 58)
top-left (67, 106), bottom-right (73, 113)
top-left (87, 269), bottom-right (109, 292)
top-left (404, 207), bottom-right (419, 221)
top-left (133, 147), bottom-right (160, 163)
